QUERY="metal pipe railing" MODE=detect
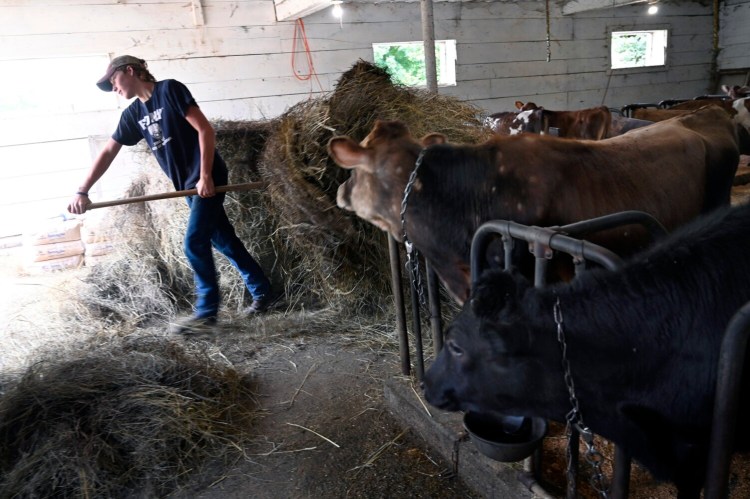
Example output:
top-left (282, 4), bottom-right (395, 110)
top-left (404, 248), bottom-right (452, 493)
top-left (391, 210), bottom-right (746, 497)
top-left (704, 302), bottom-right (750, 499)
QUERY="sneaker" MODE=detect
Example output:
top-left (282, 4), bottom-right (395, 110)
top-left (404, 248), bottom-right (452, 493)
top-left (169, 315), bottom-right (217, 335)
top-left (243, 292), bottom-right (281, 315)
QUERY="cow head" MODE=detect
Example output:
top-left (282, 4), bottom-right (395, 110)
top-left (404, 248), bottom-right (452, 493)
top-left (509, 102), bottom-right (543, 135)
top-left (722, 84), bottom-right (750, 100)
top-left (423, 270), bottom-right (565, 417)
top-left (328, 120), bottom-right (446, 240)
top-left (733, 98), bottom-right (750, 130)
top-left (731, 98), bottom-right (750, 154)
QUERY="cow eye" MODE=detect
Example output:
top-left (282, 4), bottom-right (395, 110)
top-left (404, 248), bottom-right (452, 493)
top-left (446, 339), bottom-right (464, 357)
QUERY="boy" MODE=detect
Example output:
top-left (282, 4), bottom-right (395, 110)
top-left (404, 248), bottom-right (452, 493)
top-left (68, 55), bottom-right (275, 333)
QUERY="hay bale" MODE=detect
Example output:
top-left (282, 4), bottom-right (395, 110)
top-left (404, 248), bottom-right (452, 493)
top-left (254, 60), bottom-right (492, 312)
top-left (77, 60), bottom-right (491, 322)
top-left (0, 335), bottom-right (258, 498)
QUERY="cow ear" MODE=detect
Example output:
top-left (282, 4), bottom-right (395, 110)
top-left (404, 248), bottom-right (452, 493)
top-left (515, 101), bottom-right (525, 110)
top-left (327, 137), bottom-right (374, 173)
top-left (421, 133), bottom-right (446, 147)
top-left (470, 270), bottom-right (529, 321)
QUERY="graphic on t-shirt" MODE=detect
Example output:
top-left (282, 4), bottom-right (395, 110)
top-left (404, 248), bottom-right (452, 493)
top-left (148, 122), bottom-right (163, 141)
top-left (138, 108), bottom-right (171, 150)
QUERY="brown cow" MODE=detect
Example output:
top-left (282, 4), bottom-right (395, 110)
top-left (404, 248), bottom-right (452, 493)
top-left (328, 107), bottom-right (739, 304)
top-left (509, 102), bottom-right (612, 140)
top-left (607, 114), bottom-right (654, 137)
top-left (668, 99), bottom-right (733, 112)
top-left (632, 107), bottom-right (692, 122)
top-left (633, 99), bottom-right (750, 154)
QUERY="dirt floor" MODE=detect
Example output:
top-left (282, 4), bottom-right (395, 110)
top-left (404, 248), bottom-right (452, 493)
top-left (169, 332), bottom-right (480, 498)
top-left (0, 258), bottom-right (480, 499)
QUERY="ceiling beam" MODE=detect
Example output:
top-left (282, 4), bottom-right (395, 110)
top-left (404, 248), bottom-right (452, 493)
top-left (562, 0), bottom-right (646, 16)
top-left (274, 0), bottom-right (333, 21)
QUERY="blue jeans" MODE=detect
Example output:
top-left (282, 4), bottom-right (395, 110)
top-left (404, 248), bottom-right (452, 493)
top-left (185, 193), bottom-right (270, 318)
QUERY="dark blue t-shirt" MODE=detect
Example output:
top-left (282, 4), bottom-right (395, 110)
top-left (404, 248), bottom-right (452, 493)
top-left (112, 79), bottom-right (228, 191)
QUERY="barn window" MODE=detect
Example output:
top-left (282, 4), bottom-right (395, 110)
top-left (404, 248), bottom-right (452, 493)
top-left (372, 40), bottom-right (457, 87)
top-left (611, 29), bottom-right (668, 69)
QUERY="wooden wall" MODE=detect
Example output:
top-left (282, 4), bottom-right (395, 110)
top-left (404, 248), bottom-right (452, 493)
top-left (719, 0), bottom-right (750, 74)
top-left (0, 0), bottom-right (746, 237)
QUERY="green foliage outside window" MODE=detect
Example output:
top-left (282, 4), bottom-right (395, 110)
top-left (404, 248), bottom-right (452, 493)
top-left (613, 33), bottom-right (648, 66)
top-left (373, 44), bottom-right (443, 87)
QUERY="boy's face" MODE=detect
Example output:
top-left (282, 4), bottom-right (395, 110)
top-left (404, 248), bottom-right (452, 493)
top-left (110, 66), bottom-right (138, 99)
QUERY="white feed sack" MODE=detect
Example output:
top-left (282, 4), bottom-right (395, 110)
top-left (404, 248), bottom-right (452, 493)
top-left (22, 218), bottom-right (85, 273)
top-left (22, 218), bottom-right (82, 246)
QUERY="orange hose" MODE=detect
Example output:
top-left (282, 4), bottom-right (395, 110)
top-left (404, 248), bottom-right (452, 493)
top-left (292, 19), bottom-right (324, 91)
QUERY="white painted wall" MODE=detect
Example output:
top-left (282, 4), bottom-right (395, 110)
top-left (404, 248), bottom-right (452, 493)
top-left (0, 0), bottom-right (747, 237)
top-left (719, 0), bottom-right (750, 74)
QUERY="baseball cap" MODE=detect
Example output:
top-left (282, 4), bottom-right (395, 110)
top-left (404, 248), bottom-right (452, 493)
top-left (96, 55), bottom-right (146, 92)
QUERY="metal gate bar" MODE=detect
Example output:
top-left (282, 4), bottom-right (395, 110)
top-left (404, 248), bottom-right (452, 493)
top-left (387, 210), bottom-right (737, 497)
top-left (388, 234), bottom-right (410, 376)
top-left (470, 219), bottom-right (628, 499)
top-left (704, 302), bottom-right (750, 499)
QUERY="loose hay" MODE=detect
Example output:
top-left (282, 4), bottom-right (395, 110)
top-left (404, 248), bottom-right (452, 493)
top-left (77, 60), bottom-right (487, 326)
top-left (0, 334), bottom-right (259, 498)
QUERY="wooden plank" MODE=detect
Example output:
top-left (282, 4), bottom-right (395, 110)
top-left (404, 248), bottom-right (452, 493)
top-left (570, 1), bottom-right (710, 18)
top-left (451, 18), bottom-right (574, 44)
top-left (0, 110), bottom-right (120, 147)
top-left (274, 0), bottom-right (332, 22)
top-left (189, 75), bottom-right (332, 101)
top-left (296, 21), bottom-right (423, 45)
top-left (199, 93), bottom-right (313, 121)
top-left (0, 27), bottom-right (286, 61)
top-left (144, 47), bottom-right (366, 84)
top-left (0, 2), bottom-right (278, 36)
top-left (459, 60), bottom-right (570, 81)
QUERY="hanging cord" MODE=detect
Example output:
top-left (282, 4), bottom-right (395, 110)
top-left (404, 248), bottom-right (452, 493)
top-left (292, 19), bottom-right (325, 93)
top-left (600, 0), bottom-right (617, 105)
top-left (545, 0), bottom-right (552, 62)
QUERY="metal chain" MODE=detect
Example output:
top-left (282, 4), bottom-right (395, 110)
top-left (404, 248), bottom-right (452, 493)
top-left (400, 149), bottom-right (428, 307)
top-left (554, 297), bottom-right (609, 498)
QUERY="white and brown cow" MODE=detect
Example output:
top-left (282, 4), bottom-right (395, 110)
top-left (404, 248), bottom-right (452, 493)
top-left (509, 102), bottom-right (613, 140)
top-left (723, 84), bottom-right (750, 99)
top-left (328, 106), bottom-right (740, 304)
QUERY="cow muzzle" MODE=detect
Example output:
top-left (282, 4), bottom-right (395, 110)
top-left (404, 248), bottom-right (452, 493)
top-left (336, 183), bottom-right (352, 211)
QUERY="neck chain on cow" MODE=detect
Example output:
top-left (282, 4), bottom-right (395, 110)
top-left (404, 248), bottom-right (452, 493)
top-left (554, 297), bottom-right (609, 498)
top-left (400, 148), bottom-right (428, 307)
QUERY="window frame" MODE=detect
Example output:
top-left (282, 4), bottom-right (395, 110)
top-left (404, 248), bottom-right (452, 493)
top-left (608, 26), bottom-right (670, 73)
top-left (372, 39), bottom-right (457, 88)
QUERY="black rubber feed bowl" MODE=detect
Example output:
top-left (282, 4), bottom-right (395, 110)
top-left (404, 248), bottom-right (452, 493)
top-left (463, 412), bottom-right (548, 462)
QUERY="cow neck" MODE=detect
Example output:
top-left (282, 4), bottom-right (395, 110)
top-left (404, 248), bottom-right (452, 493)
top-left (400, 148), bottom-right (428, 307)
top-left (554, 296), bottom-right (609, 498)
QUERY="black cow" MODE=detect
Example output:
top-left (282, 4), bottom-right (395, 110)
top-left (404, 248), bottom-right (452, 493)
top-left (423, 203), bottom-right (750, 498)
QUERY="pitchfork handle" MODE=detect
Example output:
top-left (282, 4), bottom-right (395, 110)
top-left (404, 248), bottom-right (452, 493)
top-left (86, 182), bottom-right (266, 210)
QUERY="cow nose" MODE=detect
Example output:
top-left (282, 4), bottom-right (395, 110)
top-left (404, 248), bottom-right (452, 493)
top-left (336, 183), bottom-right (350, 210)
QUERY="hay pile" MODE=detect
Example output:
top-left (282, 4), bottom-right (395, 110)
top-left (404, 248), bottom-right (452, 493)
top-left (78, 60), bottom-right (491, 325)
top-left (0, 60), bottom-right (488, 499)
top-left (0, 334), bottom-right (258, 497)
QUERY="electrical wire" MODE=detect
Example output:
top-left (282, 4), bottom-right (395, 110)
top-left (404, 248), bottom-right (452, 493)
top-left (292, 18), bottom-right (325, 93)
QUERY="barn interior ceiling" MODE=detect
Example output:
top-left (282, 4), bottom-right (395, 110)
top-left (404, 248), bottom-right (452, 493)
top-left (561, 0), bottom-right (653, 15)
top-left (274, 0), bottom-right (664, 21)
